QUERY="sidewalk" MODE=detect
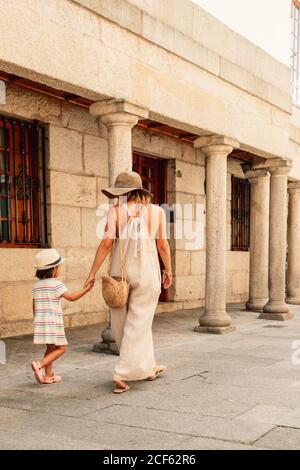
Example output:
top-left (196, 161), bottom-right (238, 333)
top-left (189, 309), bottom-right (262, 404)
top-left (1, 304), bottom-right (300, 450)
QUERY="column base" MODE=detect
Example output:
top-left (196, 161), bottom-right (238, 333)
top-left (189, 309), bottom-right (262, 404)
top-left (286, 297), bottom-right (300, 305)
top-left (246, 299), bottom-right (268, 312)
top-left (258, 312), bottom-right (293, 321)
top-left (194, 325), bottom-right (236, 335)
top-left (92, 341), bottom-right (119, 355)
top-left (92, 325), bottom-right (119, 355)
top-left (263, 301), bottom-right (289, 314)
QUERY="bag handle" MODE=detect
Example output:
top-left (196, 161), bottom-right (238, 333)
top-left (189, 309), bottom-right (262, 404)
top-left (108, 213), bottom-right (133, 281)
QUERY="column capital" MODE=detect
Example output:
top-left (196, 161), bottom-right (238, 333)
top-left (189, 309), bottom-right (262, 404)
top-left (288, 181), bottom-right (300, 194)
top-left (245, 169), bottom-right (270, 184)
top-left (254, 157), bottom-right (293, 176)
top-left (193, 135), bottom-right (239, 156)
top-left (89, 99), bottom-right (149, 121)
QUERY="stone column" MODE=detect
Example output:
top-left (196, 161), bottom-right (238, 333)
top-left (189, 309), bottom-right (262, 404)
top-left (194, 135), bottom-right (239, 334)
top-left (90, 99), bottom-right (148, 354)
top-left (245, 169), bottom-right (270, 311)
top-left (260, 159), bottom-right (293, 320)
top-left (90, 99), bottom-right (149, 185)
top-left (287, 182), bottom-right (300, 304)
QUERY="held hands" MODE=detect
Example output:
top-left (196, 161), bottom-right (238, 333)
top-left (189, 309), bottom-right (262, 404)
top-left (85, 281), bottom-right (94, 292)
top-left (84, 274), bottom-right (96, 289)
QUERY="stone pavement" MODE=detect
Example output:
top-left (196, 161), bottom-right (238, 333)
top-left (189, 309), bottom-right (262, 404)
top-left (1, 304), bottom-right (300, 450)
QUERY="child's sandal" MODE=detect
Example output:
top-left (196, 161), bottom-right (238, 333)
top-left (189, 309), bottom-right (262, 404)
top-left (43, 374), bottom-right (62, 384)
top-left (31, 361), bottom-right (44, 384)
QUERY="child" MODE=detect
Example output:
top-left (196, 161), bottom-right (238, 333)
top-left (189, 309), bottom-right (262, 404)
top-left (31, 248), bottom-right (94, 384)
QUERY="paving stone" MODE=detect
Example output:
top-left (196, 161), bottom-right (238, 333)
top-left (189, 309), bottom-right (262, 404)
top-left (1, 305), bottom-right (300, 449)
top-left (87, 404), bottom-right (275, 444)
top-left (254, 427), bottom-right (300, 450)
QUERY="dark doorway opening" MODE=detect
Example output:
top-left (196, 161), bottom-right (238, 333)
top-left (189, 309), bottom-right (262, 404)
top-left (133, 152), bottom-right (168, 301)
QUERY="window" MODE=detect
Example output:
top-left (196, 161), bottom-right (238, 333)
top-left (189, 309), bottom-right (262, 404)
top-left (0, 115), bottom-right (48, 247)
top-left (231, 176), bottom-right (250, 252)
top-left (291, 0), bottom-right (300, 106)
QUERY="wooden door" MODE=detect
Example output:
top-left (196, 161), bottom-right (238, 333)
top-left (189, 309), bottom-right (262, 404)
top-left (132, 152), bottom-right (168, 301)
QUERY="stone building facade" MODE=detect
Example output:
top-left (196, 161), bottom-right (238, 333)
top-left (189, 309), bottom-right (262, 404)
top-left (0, 0), bottom-right (299, 338)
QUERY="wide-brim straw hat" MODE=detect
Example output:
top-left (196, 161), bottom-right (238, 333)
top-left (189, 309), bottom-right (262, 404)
top-left (101, 171), bottom-right (153, 199)
top-left (34, 248), bottom-right (66, 270)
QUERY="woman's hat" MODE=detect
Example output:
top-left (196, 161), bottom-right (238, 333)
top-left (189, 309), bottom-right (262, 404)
top-left (34, 248), bottom-right (65, 270)
top-left (101, 171), bottom-right (153, 199)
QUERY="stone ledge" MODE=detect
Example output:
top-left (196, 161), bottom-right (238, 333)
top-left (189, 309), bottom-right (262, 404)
top-left (73, 0), bottom-right (290, 112)
top-left (0, 310), bottom-right (107, 339)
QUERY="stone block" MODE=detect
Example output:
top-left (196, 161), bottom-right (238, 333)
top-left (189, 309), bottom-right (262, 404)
top-left (65, 248), bottom-right (97, 281)
top-left (1, 283), bottom-right (33, 322)
top-left (181, 142), bottom-right (196, 163)
top-left (50, 205), bottom-right (81, 247)
top-left (175, 161), bottom-right (205, 195)
top-left (190, 251), bottom-right (206, 275)
top-left (50, 171), bottom-right (96, 208)
top-left (231, 271), bottom-right (249, 296)
top-left (0, 85), bottom-right (61, 124)
top-left (83, 279), bottom-right (107, 313)
top-left (195, 150), bottom-right (206, 167)
top-left (96, 177), bottom-right (110, 206)
top-left (61, 103), bottom-right (99, 135)
top-left (68, 310), bottom-right (107, 328)
top-left (175, 251), bottom-right (191, 276)
top-left (0, 248), bottom-right (41, 282)
top-left (174, 275), bottom-right (205, 301)
top-left (62, 280), bottom-right (84, 315)
top-left (82, 207), bottom-right (102, 248)
top-left (49, 126), bottom-right (83, 173)
top-left (83, 135), bottom-right (108, 177)
top-left (142, 12), bottom-right (174, 51)
top-left (226, 251), bottom-right (250, 272)
top-left (175, 221), bottom-right (205, 251)
top-left (174, 192), bottom-right (194, 220)
top-left (132, 128), bottom-right (181, 159)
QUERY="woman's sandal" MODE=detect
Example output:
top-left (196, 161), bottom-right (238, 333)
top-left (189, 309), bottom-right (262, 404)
top-left (147, 365), bottom-right (167, 381)
top-left (31, 361), bottom-right (44, 384)
top-left (43, 374), bottom-right (62, 384)
top-left (113, 378), bottom-right (130, 394)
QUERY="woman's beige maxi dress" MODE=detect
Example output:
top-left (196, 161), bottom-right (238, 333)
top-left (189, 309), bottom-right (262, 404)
top-left (109, 203), bottom-right (162, 381)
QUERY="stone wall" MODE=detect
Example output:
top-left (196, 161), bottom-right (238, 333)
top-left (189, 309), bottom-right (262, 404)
top-left (0, 85), bottom-right (250, 338)
top-left (0, 0), bottom-right (292, 160)
top-left (0, 84), bottom-right (109, 338)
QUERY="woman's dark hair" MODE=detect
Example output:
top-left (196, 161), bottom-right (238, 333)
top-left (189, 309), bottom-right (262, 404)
top-left (36, 267), bottom-right (55, 279)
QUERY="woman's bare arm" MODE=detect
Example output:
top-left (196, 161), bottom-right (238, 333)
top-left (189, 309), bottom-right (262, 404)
top-left (156, 208), bottom-right (172, 289)
top-left (85, 234), bottom-right (113, 286)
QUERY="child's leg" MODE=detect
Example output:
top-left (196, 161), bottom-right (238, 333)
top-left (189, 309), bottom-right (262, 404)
top-left (44, 345), bottom-right (56, 378)
top-left (39, 346), bottom-right (67, 371)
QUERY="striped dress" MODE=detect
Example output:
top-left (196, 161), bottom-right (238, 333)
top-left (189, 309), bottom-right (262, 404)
top-left (32, 278), bottom-right (68, 345)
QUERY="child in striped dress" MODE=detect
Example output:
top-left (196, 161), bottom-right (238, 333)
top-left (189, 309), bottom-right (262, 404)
top-left (31, 249), bottom-right (94, 384)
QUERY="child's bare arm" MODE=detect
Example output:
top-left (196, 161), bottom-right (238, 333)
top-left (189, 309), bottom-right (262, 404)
top-left (62, 283), bottom-right (93, 302)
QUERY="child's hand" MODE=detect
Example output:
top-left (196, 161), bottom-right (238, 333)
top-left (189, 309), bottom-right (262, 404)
top-left (86, 281), bottom-right (94, 291)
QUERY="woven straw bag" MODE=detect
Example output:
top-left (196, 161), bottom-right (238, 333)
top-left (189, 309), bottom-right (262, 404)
top-left (102, 238), bottom-right (129, 308)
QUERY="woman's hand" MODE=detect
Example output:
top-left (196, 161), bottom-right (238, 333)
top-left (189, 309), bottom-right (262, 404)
top-left (162, 272), bottom-right (172, 289)
top-left (85, 274), bottom-right (96, 288)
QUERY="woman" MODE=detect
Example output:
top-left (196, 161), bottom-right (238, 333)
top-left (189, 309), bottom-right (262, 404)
top-left (85, 171), bottom-right (172, 393)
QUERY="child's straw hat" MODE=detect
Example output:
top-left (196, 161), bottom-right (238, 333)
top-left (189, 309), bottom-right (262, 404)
top-left (34, 249), bottom-right (65, 270)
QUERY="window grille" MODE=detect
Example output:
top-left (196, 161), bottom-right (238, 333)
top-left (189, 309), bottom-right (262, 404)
top-left (231, 176), bottom-right (250, 251)
top-left (0, 115), bottom-right (48, 247)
